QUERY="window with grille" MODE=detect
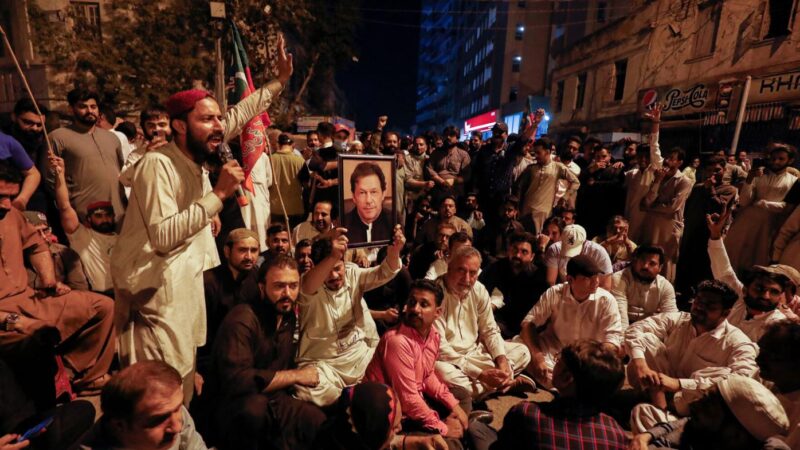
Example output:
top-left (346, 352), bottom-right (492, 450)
top-left (70, 1), bottom-right (101, 38)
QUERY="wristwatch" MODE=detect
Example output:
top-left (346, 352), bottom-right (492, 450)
top-left (3, 313), bottom-right (19, 332)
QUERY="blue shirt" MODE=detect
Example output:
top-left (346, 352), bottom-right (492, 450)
top-left (0, 132), bottom-right (34, 170)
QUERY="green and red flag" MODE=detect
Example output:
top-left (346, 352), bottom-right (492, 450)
top-left (231, 23), bottom-right (270, 194)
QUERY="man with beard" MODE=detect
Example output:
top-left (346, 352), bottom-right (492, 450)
top-left (295, 227), bottom-right (404, 407)
top-left (111, 37), bottom-right (291, 403)
top-left (304, 122), bottom-right (340, 214)
top-left (50, 153), bottom-right (117, 295)
top-left (49, 88), bottom-right (126, 225)
top-left (403, 135), bottom-right (434, 213)
top-left (434, 246), bottom-right (535, 400)
top-left (516, 135), bottom-right (580, 234)
top-left (674, 155), bottom-right (737, 300)
top-left (426, 126), bottom-right (470, 200)
top-left (378, 130), bottom-right (408, 225)
top-left (625, 280), bottom-right (759, 433)
top-left (201, 228), bottom-right (261, 370)
top-left (705, 209), bottom-right (790, 341)
top-left (365, 280), bottom-right (470, 446)
top-left (111, 90), bottom-right (247, 404)
top-left (418, 196), bottom-right (472, 245)
top-left (521, 255), bottom-right (623, 389)
top-left (292, 199), bottom-right (333, 243)
top-left (638, 148), bottom-right (693, 282)
top-left (611, 245), bottom-right (678, 328)
top-left (480, 232), bottom-right (549, 339)
top-left (725, 143), bottom-right (797, 273)
top-left (4, 99), bottom-right (47, 212)
top-left (209, 254), bottom-right (325, 450)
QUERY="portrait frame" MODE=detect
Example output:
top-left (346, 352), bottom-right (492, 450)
top-left (338, 154), bottom-right (397, 248)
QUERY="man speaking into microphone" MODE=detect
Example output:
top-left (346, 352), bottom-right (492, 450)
top-left (112, 37), bottom-right (293, 404)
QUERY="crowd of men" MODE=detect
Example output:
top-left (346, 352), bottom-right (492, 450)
top-left (0, 34), bottom-right (800, 450)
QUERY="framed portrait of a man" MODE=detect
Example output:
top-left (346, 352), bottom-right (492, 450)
top-left (338, 154), bottom-right (397, 248)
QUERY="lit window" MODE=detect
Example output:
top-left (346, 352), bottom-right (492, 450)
top-left (512, 56), bottom-right (522, 72)
top-left (515, 24), bottom-right (525, 40)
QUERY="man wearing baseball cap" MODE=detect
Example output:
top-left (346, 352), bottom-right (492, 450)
top-left (543, 223), bottom-right (613, 290)
top-left (519, 255), bottom-right (624, 389)
top-left (111, 36), bottom-right (293, 404)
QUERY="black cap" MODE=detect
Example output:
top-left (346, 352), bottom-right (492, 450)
top-left (278, 133), bottom-right (293, 145)
top-left (567, 255), bottom-right (603, 277)
top-left (491, 122), bottom-right (508, 134)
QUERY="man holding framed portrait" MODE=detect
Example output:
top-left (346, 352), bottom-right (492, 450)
top-left (339, 155), bottom-right (397, 248)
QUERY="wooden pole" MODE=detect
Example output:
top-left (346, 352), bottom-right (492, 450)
top-left (0, 24), bottom-right (58, 156)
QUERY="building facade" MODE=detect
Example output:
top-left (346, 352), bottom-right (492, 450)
top-left (548, 0), bottom-right (800, 152)
top-left (415, 0), bottom-right (554, 136)
top-left (0, 0), bottom-right (111, 113)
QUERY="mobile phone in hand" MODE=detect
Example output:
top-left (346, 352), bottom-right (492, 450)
top-left (17, 415), bottom-right (54, 443)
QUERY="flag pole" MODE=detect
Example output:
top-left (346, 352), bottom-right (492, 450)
top-left (0, 24), bottom-right (58, 156)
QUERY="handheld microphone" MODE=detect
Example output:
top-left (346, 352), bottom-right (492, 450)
top-left (216, 142), bottom-right (249, 207)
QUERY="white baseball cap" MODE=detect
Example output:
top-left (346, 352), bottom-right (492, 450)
top-left (560, 224), bottom-right (587, 258)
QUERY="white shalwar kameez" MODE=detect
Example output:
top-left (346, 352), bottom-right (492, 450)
top-left (433, 279), bottom-right (531, 399)
top-left (295, 258), bottom-right (400, 407)
top-left (625, 312), bottom-right (759, 432)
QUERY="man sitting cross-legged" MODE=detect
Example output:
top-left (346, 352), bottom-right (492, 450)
top-left (625, 279), bottom-right (759, 433)
top-left (209, 254), bottom-right (325, 450)
top-left (433, 246), bottom-right (534, 400)
top-left (295, 227), bottom-right (404, 407)
top-left (365, 279), bottom-right (470, 449)
top-left (520, 255), bottom-right (623, 389)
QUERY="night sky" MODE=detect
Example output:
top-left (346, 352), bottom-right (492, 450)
top-left (336, 1), bottom-right (422, 134)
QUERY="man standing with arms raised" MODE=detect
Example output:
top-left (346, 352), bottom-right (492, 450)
top-left (112, 36), bottom-right (293, 403)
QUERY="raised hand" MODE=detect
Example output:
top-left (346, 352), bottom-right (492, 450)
top-left (276, 33), bottom-right (294, 85)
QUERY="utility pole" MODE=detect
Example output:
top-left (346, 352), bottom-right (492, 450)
top-left (209, 1), bottom-right (227, 109)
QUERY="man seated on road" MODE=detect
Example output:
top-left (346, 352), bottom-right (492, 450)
top-left (425, 232), bottom-right (473, 281)
top-left (80, 361), bottom-right (209, 450)
top-left (491, 341), bottom-right (629, 449)
top-left (434, 246), bottom-right (534, 400)
top-left (631, 375), bottom-right (790, 450)
top-left (520, 255), bottom-right (623, 389)
top-left (544, 224), bottom-right (613, 290)
top-left (294, 227), bottom-right (404, 407)
top-left (757, 320), bottom-right (800, 448)
top-left (0, 162), bottom-right (115, 395)
top-left (479, 232), bottom-right (549, 339)
top-left (707, 209), bottom-right (789, 341)
top-left (610, 245), bottom-right (678, 328)
top-left (365, 279), bottom-right (470, 448)
top-left (258, 223), bottom-right (292, 264)
top-left (625, 280), bottom-right (759, 433)
top-left (209, 254), bottom-right (325, 450)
